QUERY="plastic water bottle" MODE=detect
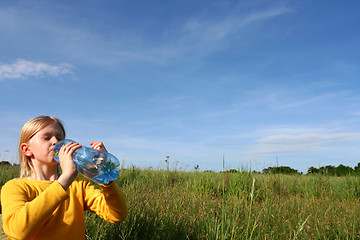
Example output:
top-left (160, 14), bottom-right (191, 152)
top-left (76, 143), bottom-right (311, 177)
top-left (53, 139), bottom-right (120, 184)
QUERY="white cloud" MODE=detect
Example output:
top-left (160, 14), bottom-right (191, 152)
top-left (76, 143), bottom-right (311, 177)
top-left (265, 91), bottom-right (348, 111)
top-left (183, 7), bottom-right (292, 42)
top-left (145, 6), bottom-right (293, 63)
top-left (258, 133), bottom-right (360, 145)
top-left (241, 7), bottom-right (293, 26)
top-left (0, 59), bottom-right (73, 81)
top-left (247, 132), bottom-right (360, 155)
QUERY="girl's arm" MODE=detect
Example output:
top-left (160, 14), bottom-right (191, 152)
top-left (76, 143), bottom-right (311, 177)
top-left (83, 180), bottom-right (128, 222)
top-left (1, 180), bottom-right (69, 239)
top-left (57, 141), bottom-right (81, 190)
top-left (85, 141), bottom-right (128, 222)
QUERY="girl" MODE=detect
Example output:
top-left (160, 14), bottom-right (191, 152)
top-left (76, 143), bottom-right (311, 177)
top-left (1, 116), bottom-right (127, 240)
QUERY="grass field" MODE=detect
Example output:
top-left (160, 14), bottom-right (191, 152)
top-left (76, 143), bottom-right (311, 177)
top-left (1, 165), bottom-right (360, 239)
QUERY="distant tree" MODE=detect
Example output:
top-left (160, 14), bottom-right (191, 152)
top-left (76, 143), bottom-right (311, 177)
top-left (0, 161), bottom-right (11, 166)
top-left (334, 164), bottom-right (354, 176)
top-left (307, 166), bottom-right (320, 174)
top-left (262, 166), bottom-right (299, 175)
top-left (319, 165), bottom-right (336, 175)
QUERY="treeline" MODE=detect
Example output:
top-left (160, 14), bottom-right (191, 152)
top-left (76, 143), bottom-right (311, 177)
top-left (260, 163), bottom-right (360, 176)
top-left (307, 163), bottom-right (360, 176)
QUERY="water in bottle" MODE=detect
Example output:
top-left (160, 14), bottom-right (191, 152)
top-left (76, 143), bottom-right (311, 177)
top-left (53, 139), bottom-right (120, 184)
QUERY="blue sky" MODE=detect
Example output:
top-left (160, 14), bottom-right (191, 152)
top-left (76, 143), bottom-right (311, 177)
top-left (0, 0), bottom-right (359, 173)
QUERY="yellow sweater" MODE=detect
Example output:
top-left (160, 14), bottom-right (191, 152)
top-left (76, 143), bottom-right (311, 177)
top-left (1, 178), bottom-right (127, 240)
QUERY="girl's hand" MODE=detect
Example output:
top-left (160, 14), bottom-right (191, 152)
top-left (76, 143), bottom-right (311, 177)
top-left (57, 142), bottom-right (82, 190)
top-left (90, 141), bottom-right (107, 152)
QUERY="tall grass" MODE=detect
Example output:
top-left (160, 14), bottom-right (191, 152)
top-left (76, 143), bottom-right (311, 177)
top-left (85, 169), bottom-right (360, 239)
top-left (1, 166), bottom-right (360, 239)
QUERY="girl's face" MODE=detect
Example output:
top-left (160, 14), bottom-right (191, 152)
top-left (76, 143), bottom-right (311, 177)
top-left (25, 123), bottom-right (64, 166)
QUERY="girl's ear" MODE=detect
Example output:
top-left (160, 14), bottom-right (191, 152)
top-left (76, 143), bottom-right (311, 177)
top-left (20, 143), bottom-right (33, 157)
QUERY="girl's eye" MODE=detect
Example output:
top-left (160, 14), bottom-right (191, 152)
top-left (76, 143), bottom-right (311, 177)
top-left (56, 134), bottom-right (64, 141)
top-left (43, 134), bottom-right (56, 140)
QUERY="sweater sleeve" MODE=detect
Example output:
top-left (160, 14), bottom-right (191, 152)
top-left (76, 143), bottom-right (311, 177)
top-left (1, 179), bottom-right (69, 239)
top-left (83, 181), bottom-right (127, 223)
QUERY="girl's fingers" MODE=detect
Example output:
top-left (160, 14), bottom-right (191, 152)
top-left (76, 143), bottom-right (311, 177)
top-left (60, 142), bottom-right (81, 155)
top-left (90, 141), bottom-right (107, 152)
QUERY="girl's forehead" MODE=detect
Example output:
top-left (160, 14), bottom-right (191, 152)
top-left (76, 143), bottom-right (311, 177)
top-left (39, 123), bottom-right (65, 135)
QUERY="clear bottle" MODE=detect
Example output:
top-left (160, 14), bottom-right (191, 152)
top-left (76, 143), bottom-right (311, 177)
top-left (53, 139), bottom-right (120, 184)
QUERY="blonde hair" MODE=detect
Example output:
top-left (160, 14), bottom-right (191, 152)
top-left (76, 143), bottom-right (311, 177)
top-left (18, 116), bottom-right (66, 178)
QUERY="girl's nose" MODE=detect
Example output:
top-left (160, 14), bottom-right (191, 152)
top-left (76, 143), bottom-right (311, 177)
top-left (51, 136), bottom-right (58, 145)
